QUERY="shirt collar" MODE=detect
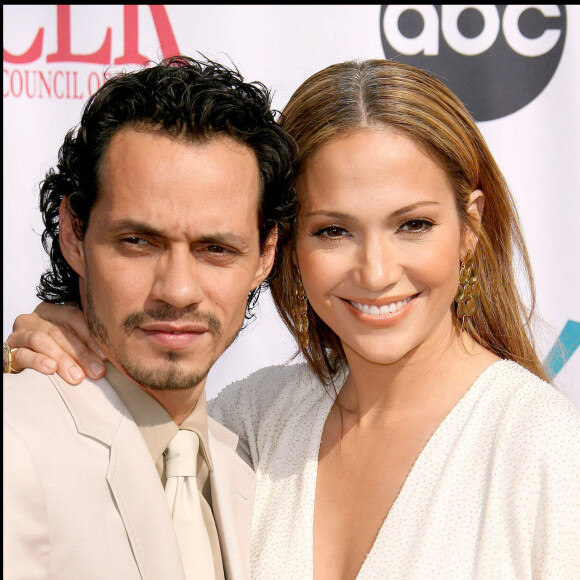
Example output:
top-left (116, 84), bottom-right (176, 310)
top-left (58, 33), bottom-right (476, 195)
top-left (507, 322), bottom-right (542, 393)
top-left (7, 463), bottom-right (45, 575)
top-left (105, 362), bottom-right (214, 472)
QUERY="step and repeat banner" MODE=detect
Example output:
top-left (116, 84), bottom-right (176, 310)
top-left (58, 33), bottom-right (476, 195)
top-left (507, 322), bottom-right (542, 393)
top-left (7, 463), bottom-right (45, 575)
top-left (3, 5), bottom-right (579, 404)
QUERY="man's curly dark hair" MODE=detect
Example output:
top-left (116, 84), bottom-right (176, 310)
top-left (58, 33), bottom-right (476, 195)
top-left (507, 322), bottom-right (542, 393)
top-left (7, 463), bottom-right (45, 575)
top-left (37, 55), bottom-right (297, 318)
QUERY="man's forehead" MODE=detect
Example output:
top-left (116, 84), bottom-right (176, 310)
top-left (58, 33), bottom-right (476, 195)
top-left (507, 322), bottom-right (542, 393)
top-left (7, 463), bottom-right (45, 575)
top-left (92, 128), bottom-right (262, 239)
top-left (101, 126), bottom-right (258, 168)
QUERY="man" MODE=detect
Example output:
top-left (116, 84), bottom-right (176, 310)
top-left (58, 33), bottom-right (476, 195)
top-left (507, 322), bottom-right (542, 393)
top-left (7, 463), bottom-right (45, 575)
top-left (3, 56), bottom-right (295, 580)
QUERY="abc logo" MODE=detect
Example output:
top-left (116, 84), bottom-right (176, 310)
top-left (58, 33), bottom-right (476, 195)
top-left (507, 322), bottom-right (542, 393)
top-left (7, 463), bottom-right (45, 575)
top-left (380, 5), bottom-right (566, 121)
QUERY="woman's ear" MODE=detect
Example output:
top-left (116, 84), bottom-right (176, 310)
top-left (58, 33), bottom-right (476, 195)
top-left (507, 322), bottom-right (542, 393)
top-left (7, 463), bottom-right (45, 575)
top-left (462, 189), bottom-right (485, 256)
top-left (59, 196), bottom-right (86, 278)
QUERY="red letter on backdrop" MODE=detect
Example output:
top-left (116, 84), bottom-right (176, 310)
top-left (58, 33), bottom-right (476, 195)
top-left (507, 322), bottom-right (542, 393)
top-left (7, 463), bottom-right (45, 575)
top-left (46, 5), bottom-right (112, 63)
top-left (114, 5), bottom-right (179, 64)
top-left (3, 29), bottom-right (44, 64)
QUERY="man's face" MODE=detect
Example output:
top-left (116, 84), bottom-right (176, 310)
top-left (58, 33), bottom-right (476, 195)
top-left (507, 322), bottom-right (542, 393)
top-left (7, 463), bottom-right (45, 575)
top-left (62, 128), bottom-right (275, 392)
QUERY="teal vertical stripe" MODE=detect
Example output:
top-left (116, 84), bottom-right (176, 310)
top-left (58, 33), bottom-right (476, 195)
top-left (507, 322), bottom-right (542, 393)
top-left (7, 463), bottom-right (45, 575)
top-left (544, 320), bottom-right (580, 379)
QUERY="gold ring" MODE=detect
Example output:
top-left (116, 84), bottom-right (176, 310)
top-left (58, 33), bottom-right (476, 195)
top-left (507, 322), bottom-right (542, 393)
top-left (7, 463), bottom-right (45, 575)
top-left (3, 342), bottom-right (21, 374)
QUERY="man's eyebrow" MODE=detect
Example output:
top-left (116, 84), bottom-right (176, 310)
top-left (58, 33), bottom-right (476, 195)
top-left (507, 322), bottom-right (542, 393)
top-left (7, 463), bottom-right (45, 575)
top-left (107, 219), bottom-right (164, 237)
top-left (107, 220), bottom-right (250, 247)
top-left (197, 233), bottom-right (250, 248)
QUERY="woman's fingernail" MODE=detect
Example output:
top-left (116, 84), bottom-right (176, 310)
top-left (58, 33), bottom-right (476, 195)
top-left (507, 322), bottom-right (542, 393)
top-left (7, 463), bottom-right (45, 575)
top-left (69, 366), bottom-right (84, 381)
top-left (43, 359), bottom-right (57, 372)
top-left (90, 361), bottom-right (106, 376)
top-left (97, 348), bottom-right (106, 359)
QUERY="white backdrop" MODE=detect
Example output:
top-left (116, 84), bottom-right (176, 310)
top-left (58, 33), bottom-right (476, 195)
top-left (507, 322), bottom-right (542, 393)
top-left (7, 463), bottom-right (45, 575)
top-left (3, 5), bottom-right (579, 405)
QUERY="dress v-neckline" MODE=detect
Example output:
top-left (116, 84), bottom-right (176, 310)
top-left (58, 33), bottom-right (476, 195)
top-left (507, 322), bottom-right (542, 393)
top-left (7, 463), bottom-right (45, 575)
top-left (309, 359), bottom-right (504, 579)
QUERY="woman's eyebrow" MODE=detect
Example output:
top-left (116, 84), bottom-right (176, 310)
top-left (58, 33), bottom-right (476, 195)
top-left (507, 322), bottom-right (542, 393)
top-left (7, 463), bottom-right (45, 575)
top-left (303, 201), bottom-right (440, 220)
top-left (389, 201), bottom-right (440, 219)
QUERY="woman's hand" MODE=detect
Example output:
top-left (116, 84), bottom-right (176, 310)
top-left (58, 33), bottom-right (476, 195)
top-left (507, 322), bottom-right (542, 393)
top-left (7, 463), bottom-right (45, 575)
top-left (6, 302), bottom-right (107, 384)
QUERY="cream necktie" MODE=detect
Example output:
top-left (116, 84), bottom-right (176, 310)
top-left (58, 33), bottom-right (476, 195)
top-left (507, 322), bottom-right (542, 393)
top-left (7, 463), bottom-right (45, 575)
top-left (164, 429), bottom-right (216, 580)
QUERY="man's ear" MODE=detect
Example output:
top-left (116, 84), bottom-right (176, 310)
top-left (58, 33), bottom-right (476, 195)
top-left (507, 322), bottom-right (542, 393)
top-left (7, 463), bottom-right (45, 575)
top-left (59, 196), bottom-right (86, 278)
top-left (251, 226), bottom-right (278, 289)
top-left (461, 189), bottom-right (485, 256)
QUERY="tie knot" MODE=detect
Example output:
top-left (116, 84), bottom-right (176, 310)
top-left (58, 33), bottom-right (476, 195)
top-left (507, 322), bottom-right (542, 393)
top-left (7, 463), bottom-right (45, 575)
top-left (164, 430), bottom-right (199, 478)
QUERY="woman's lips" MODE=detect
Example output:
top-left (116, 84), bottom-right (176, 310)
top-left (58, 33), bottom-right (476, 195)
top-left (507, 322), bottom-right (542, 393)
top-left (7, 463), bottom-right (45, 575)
top-left (342, 294), bottom-right (419, 326)
top-left (347, 295), bottom-right (414, 316)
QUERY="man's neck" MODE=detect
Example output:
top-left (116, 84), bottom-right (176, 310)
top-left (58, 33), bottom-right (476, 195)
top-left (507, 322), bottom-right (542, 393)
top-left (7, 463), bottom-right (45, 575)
top-left (105, 361), bottom-right (207, 425)
top-left (139, 382), bottom-right (206, 425)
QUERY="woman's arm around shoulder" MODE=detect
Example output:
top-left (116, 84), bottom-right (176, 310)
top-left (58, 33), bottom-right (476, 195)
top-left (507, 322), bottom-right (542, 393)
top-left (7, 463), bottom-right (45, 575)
top-left (207, 363), bottom-right (313, 468)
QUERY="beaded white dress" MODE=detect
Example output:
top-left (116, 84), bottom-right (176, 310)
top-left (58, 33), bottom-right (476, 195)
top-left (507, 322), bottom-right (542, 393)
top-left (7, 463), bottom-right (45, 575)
top-left (208, 360), bottom-right (580, 579)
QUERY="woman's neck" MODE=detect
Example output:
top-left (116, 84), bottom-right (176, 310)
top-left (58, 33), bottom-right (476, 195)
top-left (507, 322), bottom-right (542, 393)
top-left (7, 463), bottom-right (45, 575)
top-left (338, 329), bottom-right (499, 427)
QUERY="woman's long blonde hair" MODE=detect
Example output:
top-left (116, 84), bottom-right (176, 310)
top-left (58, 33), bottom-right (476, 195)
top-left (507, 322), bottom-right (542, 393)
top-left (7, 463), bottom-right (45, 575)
top-left (270, 59), bottom-right (548, 384)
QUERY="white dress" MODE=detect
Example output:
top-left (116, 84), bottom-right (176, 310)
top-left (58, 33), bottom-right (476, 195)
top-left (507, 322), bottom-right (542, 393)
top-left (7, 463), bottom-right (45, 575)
top-left (208, 360), bottom-right (580, 579)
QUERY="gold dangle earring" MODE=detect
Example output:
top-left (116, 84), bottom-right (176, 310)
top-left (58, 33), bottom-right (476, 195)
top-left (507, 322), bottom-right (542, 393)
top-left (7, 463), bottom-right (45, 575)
top-left (454, 250), bottom-right (480, 326)
top-left (293, 273), bottom-right (309, 350)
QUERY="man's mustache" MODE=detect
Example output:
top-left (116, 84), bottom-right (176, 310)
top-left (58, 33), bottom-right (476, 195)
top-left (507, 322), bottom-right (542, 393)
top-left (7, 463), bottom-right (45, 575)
top-left (122, 305), bottom-right (221, 336)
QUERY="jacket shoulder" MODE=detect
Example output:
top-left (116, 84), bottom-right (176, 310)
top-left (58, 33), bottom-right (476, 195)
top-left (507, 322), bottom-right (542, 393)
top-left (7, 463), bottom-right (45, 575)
top-left (4, 369), bottom-right (64, 423)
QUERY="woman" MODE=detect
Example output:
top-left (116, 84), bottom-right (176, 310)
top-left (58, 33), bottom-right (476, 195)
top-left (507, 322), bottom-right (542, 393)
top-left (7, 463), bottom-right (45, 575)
top-left (6, 60), bottom-right (580, 578)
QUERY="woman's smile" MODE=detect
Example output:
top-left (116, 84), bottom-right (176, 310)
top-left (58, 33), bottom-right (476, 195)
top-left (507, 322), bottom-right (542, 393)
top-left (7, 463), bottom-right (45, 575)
top-left (346, 294), bottom-right (416, 316)
top-left (336, 293), bottom-right (420, 329)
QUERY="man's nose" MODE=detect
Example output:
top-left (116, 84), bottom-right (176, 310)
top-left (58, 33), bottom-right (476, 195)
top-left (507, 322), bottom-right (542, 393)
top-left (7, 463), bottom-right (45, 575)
top-left (150, 248), bottom-right (204, 308)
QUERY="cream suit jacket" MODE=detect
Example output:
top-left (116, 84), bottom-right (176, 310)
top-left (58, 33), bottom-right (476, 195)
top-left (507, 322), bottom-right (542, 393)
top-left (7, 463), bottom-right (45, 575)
top-left (3, 369), bottom-right (256, 580)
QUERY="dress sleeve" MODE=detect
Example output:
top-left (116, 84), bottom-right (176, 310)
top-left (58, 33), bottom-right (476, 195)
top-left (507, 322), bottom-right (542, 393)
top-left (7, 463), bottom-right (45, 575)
top-left (530, 396), bottom-right (580, 578)
top-left (207, 365), bottom-right (293, 469)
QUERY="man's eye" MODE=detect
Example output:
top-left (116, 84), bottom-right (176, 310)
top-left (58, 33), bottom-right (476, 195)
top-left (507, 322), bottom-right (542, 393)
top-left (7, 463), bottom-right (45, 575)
top-left (206, 245), bottom-right (227, 254)
top-left (204, 245), bottom-right (239, 257)
top-left (122, 237), bottom-right (149, 245)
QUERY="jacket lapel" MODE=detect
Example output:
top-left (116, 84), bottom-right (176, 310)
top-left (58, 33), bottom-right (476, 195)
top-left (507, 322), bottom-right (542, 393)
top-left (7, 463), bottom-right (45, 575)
top-left (208, 417), bottom-right (256, 580)
top-left (51, 374), bottom-right (186, 580)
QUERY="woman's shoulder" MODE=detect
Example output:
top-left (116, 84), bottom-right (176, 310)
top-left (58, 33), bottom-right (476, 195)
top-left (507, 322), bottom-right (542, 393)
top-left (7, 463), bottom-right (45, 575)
top-left (208, 362), bottom-right (322, 418)
top-left (480, 359), bottom-right (580, 450)
top-left (207, 363), bottom-right (327, 462)
top-left (484, 359), bottom-right (578, 411)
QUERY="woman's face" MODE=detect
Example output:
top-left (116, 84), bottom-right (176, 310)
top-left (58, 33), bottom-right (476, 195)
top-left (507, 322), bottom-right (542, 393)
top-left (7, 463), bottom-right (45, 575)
top-left (295, 128), bottom-right (482, 367)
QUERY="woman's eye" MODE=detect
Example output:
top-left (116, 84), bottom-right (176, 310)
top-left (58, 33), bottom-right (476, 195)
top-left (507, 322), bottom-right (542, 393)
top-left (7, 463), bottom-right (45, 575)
top-left (399, 219), bottom-right (434, 233)
top-left (313, 226), bottom-right (348, 239)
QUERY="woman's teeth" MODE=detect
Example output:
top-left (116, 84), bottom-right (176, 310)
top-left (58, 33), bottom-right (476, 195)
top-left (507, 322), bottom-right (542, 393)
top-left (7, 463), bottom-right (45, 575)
top-left (349, 296), bottom-right (412, 316)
